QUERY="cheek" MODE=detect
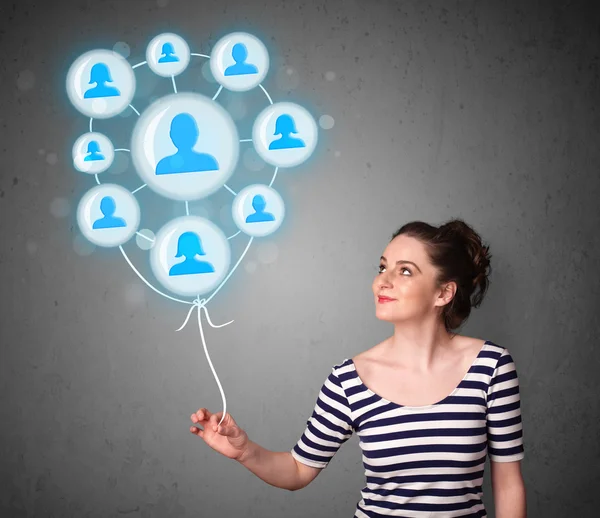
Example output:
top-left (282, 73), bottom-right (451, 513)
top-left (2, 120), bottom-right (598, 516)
top-left (373, 277), bottom-right (424, 299)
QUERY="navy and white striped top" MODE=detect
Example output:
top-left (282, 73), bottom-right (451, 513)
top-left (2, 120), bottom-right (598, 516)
top-left (291, 341), bottom-right (524, 517)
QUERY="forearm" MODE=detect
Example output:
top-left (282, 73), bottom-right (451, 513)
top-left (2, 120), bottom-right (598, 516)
top-left (494, 484), bottom-right (527, 518)
top-left (236, 439), bottom-right (302, 491)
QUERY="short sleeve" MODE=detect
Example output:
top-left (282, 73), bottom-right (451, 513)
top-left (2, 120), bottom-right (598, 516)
top-left (486, 347), bottom-right (525, 462)
top-left (291, 366), bottom-right (355, 469)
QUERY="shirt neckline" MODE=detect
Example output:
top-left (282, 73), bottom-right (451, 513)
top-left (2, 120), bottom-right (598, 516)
top-left (346, 340), bottom-right (491, 411)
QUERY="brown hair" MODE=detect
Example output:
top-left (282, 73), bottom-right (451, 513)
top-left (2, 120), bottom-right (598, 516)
top-left (391, 218), bottom-right (492, 333)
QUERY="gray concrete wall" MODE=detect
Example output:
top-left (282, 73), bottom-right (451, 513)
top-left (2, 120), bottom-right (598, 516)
top-left (1, 0), bottom-right (598, 516)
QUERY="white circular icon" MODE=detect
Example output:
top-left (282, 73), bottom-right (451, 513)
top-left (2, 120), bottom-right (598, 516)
top-left (252, 102), bottom-right (318, 168)
top-left (146, 33), bottom-right (190, 77)
top-left (72, 132), bottom-right (115, 174)
top-left (66, 49), bottom-right (136, 118)
top-left (130, 92), bottom-right (239, 201)
top-left (150, 216), bottom-right (231, 297)
top-left (77, 184), bottom-right (140, 247)
top-left (232, 184), bottom-right (285, 237)
top-left (210, 32), bottom-right (269, 92)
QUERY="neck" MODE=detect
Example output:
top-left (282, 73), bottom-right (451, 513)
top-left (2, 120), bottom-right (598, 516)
top-left (385, 318), bottom-right (456, 372)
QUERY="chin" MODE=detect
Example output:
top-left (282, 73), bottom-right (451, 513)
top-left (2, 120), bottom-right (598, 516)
top-left (375, 310), bottom-right (399, 322)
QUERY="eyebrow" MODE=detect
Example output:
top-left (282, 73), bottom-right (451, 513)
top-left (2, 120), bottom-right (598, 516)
top-left (380, 256), bottom-right (422, 273)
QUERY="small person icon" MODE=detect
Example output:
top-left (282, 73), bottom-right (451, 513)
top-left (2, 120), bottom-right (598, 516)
top-left (224, 43), bottom-right (258, 76)
top-left (268, 114), bottom-right (306, 150)
top-left (83, 63), bottom-right (121, 99)
top-left (83, 140), bottom-right (105, 161)
top-left (92, 196), bottom-right (126, 229)
top-left (245, 194), bottom-right (275, 223)
top-left (169, 231), bottom-right (215, 276)
top-left (158, 42), bottom-right (180, 63)
top-left (155, 113), bottom-right (219, 175)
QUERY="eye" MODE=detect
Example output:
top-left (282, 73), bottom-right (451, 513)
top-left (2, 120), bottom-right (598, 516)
top-left (377, 265), bottom-right (411, 275)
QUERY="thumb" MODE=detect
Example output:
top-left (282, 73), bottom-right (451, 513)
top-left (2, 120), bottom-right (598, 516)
top-left (217, 423), bottom-right (237, 436)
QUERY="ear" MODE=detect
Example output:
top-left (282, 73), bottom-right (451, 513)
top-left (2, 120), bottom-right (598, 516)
top-left (436, 281), bottom-right (457, 307)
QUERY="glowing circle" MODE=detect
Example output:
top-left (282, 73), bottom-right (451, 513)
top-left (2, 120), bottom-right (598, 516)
top-left (77, 183), bottom-right (140, 247)
top-left (252, 102), bottom-right (318, 168)
top-left (66, 49), bottom-right (135, 118)
top-left (146, 33), bottom-right (190, 77)
top-left (150, 216), bottom-right (231, 296)
top-left (130, 92), bottom-right (239, 201)
top-left (210, 32), bottom-right (269, 92)
top-left (232, 184), bottom-right (285, 237)
top-left (72, 132), bottom-right (115, 174)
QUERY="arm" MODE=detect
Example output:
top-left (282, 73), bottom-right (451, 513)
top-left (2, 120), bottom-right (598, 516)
top-left (491, 460), bottom-right (526, 518)
top-left (236, 439), bottom-right (319, 491)
top-left (486, 347), bottom-right (527, 517)
top-left (236, 365), bottom-right (353, 491)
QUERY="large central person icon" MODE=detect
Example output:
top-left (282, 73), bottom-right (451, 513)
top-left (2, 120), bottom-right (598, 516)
top-left (155, 112), bottom-right (220, 175)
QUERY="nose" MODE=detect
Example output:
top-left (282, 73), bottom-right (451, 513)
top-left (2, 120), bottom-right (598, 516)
top-left (376, 272), bottom-right (393, 290)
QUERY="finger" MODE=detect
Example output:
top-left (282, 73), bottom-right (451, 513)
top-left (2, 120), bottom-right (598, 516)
top-left (192, 408), bottom-right (211, 423)
top-left (210, 412), bottom-right (225, 432)
top-left (190, 425), bottom-right (204, 437)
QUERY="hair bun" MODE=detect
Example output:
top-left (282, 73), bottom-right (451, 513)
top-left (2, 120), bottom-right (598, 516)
top-left (441, 220), bottom-right (491, 287)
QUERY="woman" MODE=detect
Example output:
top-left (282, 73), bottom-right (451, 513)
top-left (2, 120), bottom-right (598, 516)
top-left (190, 218), bottom-right (526, 517)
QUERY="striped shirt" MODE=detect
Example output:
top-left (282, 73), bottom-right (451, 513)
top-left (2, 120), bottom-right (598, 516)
top-left (291, 340), bottom-right (524, 517)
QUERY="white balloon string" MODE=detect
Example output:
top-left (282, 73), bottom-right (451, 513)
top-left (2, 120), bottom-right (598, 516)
top-left (176, 296), bottom-right (234, 427)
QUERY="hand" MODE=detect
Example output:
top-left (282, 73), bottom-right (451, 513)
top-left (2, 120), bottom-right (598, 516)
top-left (190, 408), bottom-right (249, 462)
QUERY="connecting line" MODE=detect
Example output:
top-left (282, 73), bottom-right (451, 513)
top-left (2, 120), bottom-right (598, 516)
top-left (258, 84), bottom-right (273, 105)
top-left (94, 174), bottom-right (100, 185)
top-left (114, 148), bottom-right (130, 153)
top-left (227, 230), bottom-right (241, 240)
top-left (212, 85), bottom-right (223, 101)
top-left (171, 75), bottom-right (178, 93)
top-left (129, 104), bottom-right (141, 116)
top-left (119, 245), bottom-right (193, 305)
top-left (185, 201), bottom-right (190, 215)
top-left (131, 184), bottom-right (146, 194)
top-left (132, 61), bottom-right (147, 69)
top-left (223, 184), bottom-right (237, 196)
top-left (89, 117), bottom-right (93, 132)
top-left (135, 231), bottom-right (154, 244)
top-left (269, 166), bottom-right (279, 188)
top-left (239, 138), bottom-right (252, 143)
top-left (190, 53), bottom-right (210, 58)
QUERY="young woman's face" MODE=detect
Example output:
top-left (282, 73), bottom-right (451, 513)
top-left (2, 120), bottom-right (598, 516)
top-left (372, 234), bottom-right (447, 323)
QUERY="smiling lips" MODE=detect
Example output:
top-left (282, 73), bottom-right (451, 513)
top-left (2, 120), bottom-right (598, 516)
top-left (378, 296), bottom-right (396, 303)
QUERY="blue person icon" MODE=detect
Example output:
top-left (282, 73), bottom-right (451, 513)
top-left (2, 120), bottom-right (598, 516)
top-left (158, 42), bottom-right (180, 63)
top-left (92, 196), bottom-right (126, 229)
top-left (83, 63), bottom-right (121, 99)
top-left (83, 140), bottom-right (105, 161)
top-left (268, 114), bottom-right (306, 150)
top-left (168, 231), bottom-right (215, 276)
top-left (155, 113), bottom-right (219, 175)
top-left (245, 194), bottom-right (275, 223)
top-left (224, 43), bottom-right (258, 76)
